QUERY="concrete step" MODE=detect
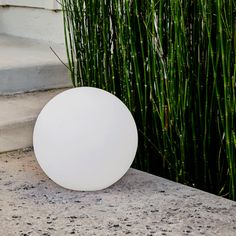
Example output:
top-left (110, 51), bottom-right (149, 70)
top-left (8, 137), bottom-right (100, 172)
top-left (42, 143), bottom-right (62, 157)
top-left (0, 89), bottom-right (66, 153)
top-left (0, 0), bottom-right (61, 11)
top-left (0, 148), bottom-right (235, 235)
top-left (0, 34), bottom-right (71, 95)
top-left (0, 5), bottom-right (64, 43)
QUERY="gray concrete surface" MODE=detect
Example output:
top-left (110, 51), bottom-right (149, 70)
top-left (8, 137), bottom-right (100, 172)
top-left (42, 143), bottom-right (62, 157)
top-left (0, 34), bottom-right (71, 94)
top-left (0, 149), bottom-right (235, 236)
top-left (0, 89), bottom-right (66, 153)
top-left (0, 6), bottom-right (64, 43)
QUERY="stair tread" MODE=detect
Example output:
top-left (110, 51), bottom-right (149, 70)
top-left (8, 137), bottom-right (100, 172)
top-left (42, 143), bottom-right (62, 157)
top-left (0, 149), bottom-right (235, 235)
top-left (0, 34), bottom-right (67, 70)
top-left (0, 34), bottom-right (71, 95)
top-left (0, 89), bottom-right (66, 127)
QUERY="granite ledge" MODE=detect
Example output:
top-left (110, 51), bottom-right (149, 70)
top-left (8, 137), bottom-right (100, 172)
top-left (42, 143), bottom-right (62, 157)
top-left (0, 149), bottom-right (235, 236)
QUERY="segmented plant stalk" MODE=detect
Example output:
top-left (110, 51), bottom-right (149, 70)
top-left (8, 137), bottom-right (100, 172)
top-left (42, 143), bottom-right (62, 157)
top-left (62, 0), bottom-right (236, 200)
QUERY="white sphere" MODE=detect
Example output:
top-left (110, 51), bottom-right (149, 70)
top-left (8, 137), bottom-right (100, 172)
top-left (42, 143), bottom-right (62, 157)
top-left (33, 87), bottom-right (138, 191)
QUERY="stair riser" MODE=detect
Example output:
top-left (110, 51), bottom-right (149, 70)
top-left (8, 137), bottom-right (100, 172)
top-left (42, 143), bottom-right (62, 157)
top-left (0, 119), bottom-right (34, 153)
top-left (0, 6), bottom-right (64, 44)
top-left (0, 64), bottom-right (71, 95)
top-left (0, 89), bottom-right (67, 153)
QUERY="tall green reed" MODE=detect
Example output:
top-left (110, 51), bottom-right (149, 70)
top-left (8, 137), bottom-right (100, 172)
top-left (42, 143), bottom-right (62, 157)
top-left (61, 0), bottom-right (236, 200)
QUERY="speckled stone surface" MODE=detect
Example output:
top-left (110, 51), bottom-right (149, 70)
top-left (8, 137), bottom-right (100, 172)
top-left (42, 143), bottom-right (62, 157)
top-left (0, 149), bottom-right (235, 236)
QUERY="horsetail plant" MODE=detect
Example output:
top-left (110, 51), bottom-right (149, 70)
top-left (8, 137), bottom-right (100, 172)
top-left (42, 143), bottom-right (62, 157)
top-left (61, 0), bottom-right (236, 200)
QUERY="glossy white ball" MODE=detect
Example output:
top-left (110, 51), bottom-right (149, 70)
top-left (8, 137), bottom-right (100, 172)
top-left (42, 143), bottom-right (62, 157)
top-left (33, 87), bottom-right (138, 191)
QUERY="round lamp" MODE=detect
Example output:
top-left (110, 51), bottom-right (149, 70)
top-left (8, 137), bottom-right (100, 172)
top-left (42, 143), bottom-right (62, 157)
top-left (33, 87), bottom-right (138, 191)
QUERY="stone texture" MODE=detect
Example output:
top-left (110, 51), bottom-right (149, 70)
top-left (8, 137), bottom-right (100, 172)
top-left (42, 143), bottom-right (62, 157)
top-left (0, 149), bottom-right (235, 236)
